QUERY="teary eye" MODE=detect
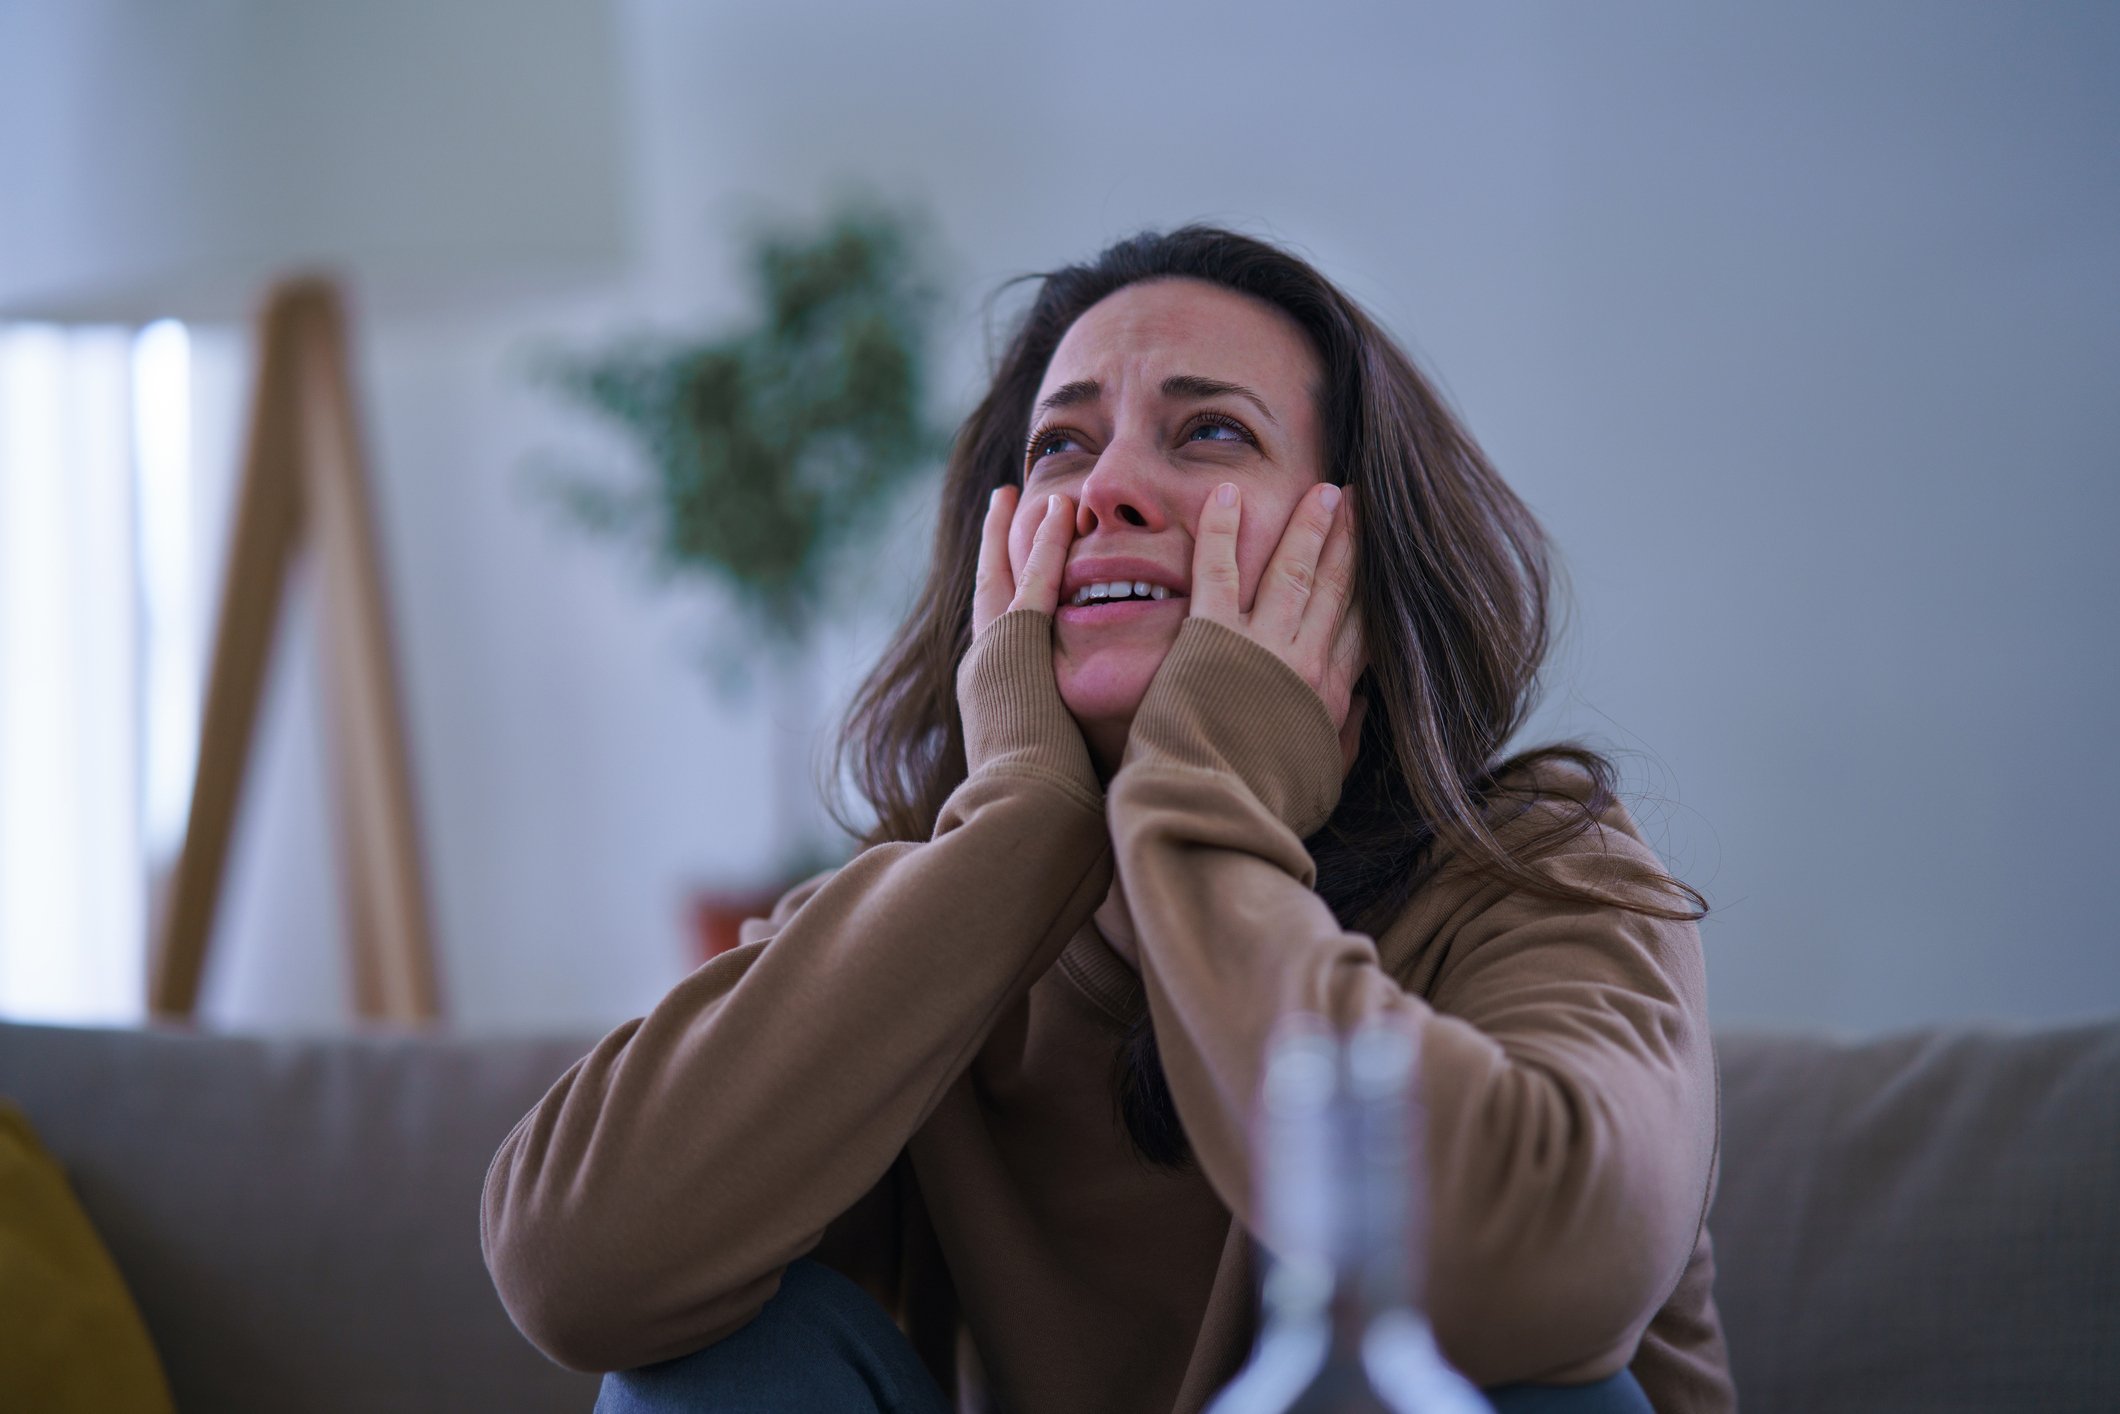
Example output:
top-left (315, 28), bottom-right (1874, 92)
top-left (1025, 427), bottom-right (1079, 464)
top-left (1186, 411), bottom-right (1255, 446)
top-left (1024, 410), bottom-right (1258, 471)
top-left (1017, 428), bottom-right (1068, 462)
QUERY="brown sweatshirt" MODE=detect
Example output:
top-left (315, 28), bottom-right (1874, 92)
top-left (481, 608), bottom-right (1734, 1413)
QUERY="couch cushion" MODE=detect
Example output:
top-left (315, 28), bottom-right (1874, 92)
top-left (1712, 1021), bottom-right (2120, 1413)
top-left (0, 1020), bottom-right (606, 1414)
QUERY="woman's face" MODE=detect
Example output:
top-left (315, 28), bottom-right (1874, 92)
top-left (1010, 276), bottom-right (1329, 771)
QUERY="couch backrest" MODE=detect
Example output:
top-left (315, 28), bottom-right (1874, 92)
top-left (1711, 1021), bottom-right (2120, 1413)
top-left (0, 1019), bottom-right (606, 1414)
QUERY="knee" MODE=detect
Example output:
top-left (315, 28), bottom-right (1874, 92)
top-left (592, 1261), bottom-right (915, 1414)
top-left (1484, 1368), bottom-right (1654, 1414)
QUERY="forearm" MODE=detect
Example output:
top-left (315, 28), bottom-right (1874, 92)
top-left (482, 609), bottom-right (1110, 1372)
top-left (1109, 619), bottom-right (1717, 1384)
top-left (483, 773), bottom-right (1110, 1371)
top-left (1116, 813), bottom-right (1712, 1380)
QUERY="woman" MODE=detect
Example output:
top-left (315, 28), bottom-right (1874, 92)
top-left (482, 226), bottom-right (1732, 1413)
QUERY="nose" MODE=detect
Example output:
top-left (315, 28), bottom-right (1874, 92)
top-left (1072, 433), bottom-right (1171, 537)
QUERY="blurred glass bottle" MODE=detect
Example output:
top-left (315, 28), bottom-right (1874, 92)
top-left (1206, 1015), bottom-right (1492, 1414)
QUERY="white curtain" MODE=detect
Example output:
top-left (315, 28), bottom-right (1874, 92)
top-left (0, 323), bottom-right (148, 1024)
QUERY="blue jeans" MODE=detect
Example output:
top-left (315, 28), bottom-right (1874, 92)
top-left (594, 1259), bottom-right (1654, 1413)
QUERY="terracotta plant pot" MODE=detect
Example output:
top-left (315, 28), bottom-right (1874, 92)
top-left (689, 882), bottom-right (801, 963)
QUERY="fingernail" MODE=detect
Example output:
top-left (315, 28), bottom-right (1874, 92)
top-left (1320, 484), bottom-right (1342, 512)
top-left (1047, 493), bottom-right (1061, 516)
top-left (1217, 483), bottom-right (1236, 508)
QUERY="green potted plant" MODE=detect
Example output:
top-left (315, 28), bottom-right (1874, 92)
top-left (528, 194), bottom-right (950, 957)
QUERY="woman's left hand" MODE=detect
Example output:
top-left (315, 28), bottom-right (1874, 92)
top-left (1190, 479), bottom-right (1369, 768)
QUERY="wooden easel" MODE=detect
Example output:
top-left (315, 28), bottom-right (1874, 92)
top-left (147, 277), bottom-right (442, 1025)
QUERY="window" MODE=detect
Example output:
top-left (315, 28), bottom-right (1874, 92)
top-left (0, 319), bottom-right (226, 1025)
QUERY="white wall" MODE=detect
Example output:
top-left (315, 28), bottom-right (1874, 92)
top-left (32, 0), bottom-right (2120, 1036)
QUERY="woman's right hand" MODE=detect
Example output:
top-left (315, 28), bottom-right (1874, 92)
top-left (972, 486), bottom-right (1076, 639)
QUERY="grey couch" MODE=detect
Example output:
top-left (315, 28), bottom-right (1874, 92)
top-left (3, 1016), bottom-right (2115, 1413)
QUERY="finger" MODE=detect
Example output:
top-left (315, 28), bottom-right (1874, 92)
top-left (972, 485), bottom-right (1018, 636)
top-left (1298, 485), bottom-right (1358, 650)
top-left (1190, 482), bottom-right (1243, 624)
top-left (1013, 492), bottom-right (1075, 615)
top-left (1254, 482), bottom-right (1342, 646)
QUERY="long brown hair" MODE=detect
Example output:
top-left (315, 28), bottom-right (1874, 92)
top-left (827, 224), bottom-right (1707, 1169)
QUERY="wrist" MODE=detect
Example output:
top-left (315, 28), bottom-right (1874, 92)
top-left (957, 609), bottom-right (1102, 792)
top-left (1117, 617), bottom-right (1346, 837)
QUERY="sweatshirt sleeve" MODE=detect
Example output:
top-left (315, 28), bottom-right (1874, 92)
top-left (480, 609), bottom-right (1113, 1373)
top-left (1106, 617), bottom-right (1719, 1388)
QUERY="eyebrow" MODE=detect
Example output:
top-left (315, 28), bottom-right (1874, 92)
top-left (1033, 374), bottom-right (1281, 428)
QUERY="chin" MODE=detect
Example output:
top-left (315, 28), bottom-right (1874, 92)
top-left (1054, 651), bottom-right (1162, 732)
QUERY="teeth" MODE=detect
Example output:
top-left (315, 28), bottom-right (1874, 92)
top-left (1068, 579), bottom-right (1175, 607)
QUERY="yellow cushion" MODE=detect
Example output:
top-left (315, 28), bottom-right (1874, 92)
top-left (0, 1096), bottom-right (176, 1414)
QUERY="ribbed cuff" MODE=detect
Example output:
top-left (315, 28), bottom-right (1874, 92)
top-left (1117, 617), bottom-right (1345, 838)
top-left (956, 608), bottom-right (1101, 797)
